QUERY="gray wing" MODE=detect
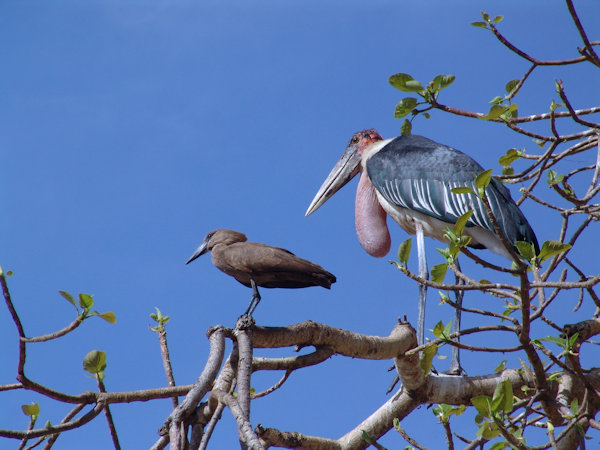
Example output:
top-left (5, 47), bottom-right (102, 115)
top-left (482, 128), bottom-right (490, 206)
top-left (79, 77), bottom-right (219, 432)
top-left (367, 135), bottom-right (539, 252)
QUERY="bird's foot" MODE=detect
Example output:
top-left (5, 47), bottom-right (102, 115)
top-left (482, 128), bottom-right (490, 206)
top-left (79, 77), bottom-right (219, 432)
top-left (235, 313), bottom-right (255, 330)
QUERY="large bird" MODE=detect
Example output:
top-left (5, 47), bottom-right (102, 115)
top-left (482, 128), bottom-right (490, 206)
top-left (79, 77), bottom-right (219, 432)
top-left (306, 129), bottom-right (538, 372)
top-left (186, 229), bottom-right (336, 315)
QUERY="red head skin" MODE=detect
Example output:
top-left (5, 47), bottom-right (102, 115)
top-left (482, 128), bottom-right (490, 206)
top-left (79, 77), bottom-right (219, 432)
top-left (350, 130), bottom-right (392, 258)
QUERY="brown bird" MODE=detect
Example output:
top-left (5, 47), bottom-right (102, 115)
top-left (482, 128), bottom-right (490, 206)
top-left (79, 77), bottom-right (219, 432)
top-left (186, 229), bottom-right (336, 315)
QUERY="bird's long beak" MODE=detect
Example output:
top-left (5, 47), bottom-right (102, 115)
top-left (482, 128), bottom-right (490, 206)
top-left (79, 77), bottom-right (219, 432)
top-left (186, 240), bottom-right (209, 264)
top-left (305, 144), bottom-right (362, 216)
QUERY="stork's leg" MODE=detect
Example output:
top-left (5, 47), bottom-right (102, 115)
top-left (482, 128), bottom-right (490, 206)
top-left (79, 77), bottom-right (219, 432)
top-left (415, 223), bottom-right (428, 346)
top-left (448, 259), bottom-right (465, 375)
top-left (245, 278), bottom-right (262, 315)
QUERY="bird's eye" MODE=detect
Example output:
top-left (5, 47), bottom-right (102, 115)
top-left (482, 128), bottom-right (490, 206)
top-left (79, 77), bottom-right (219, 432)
top-left (351, 136), bottom-right (359, 144)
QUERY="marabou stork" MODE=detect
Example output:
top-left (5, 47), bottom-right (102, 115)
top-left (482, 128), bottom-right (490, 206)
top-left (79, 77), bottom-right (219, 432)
top-left (306, 129), bottom-right (538, 373)
top-left (186, 229), bottom-right (336, 315)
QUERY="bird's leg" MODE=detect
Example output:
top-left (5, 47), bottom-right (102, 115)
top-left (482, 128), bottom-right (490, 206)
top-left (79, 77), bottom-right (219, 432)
top-left (448, 259), bottom-right (465, 376)
top-left (415, 223), bottom-right (428, 346)
top-left (245, 278), bottom-right (262, 316)
top-left (386, 223), bottom-right (430, 393)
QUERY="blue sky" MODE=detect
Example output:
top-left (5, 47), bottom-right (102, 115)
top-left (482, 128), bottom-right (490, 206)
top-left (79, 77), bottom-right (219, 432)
top-left (1, 1), bottom-right (599, 448)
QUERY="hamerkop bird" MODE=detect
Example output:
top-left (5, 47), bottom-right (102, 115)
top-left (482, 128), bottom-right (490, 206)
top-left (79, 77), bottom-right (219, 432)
top-left (186, 229), bottom-right (336, 315)
top-left (306, 130), bottom-right (538, 373)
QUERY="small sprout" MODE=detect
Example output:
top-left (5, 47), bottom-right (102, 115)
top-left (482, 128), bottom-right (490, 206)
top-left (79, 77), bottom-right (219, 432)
top-left (360, 430), bottom-right (377, 445)
top-left (547, 169), bottom-right (564, 186)
top-left (432, 404), bottom-right (466, 424)
top-left (78, 293), bottom-right (94, 310)
top-left (494, 360), bottom-right (507, 372)
top-left (432, 320), bottom-right (452, 340)
top-left (150, 307), bottom-right (170, 332)
top-left (500, 103), bottom-right (518, 120)
top-left (397, 238), bottom-right (412, 267)
top-left (420, 343), bottom-right (438, 375)
top-left (493, 15), bottom-right (504, 23)
top-left (431, 263), bottom-right (448, 283)
top-left (550, 99), bottom-right (565, 112)
top-left (21, 403), bottom-right (40, 420)
top-left (83, 350), bottom-right (107, 379)
top-left (471, 21), bottom-right (488, 29)
top-left (505, 79), bottom-right (519, 94)
top-left (475, 169), bottom-right (493, 197)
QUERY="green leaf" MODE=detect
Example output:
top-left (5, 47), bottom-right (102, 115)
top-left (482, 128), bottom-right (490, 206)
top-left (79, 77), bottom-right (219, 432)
top-left (478, 421), bottom-right (501, 440)
top-left (361, 430), bottom-right (375, 444)
top-left (570, 398), bottom-right (579, 414)
top-left (78, 293), bottom-right (94, 310)
top-left (498, 148), bottom-right (522, 167)
top-left (394, 97), bottom-right (418, 118)
top-left (432, 321), bottom-right (445, 338)
top-left (59, 290), bottom-right (78, 310)
top-left (471, 395), bottom-right (491, 417)
top-left (397, 239), bottom-right (412, 266)
top-left (538, 240), bottom-right (571, 263)
top-left (400, 119), bottom-right (412, 136)
top-left (500, 379), bottom-right (513, 413)
top-left (21, 403), bottom-right (40, 419)
top-left (389, 73), bottom-right (423, 93)
top-left (475, 169), bottom-right (493, 195)
top-left (83, 350), bottom-right (107, 375)
top-left (538, 335), bottom-right (566, 346)
top-left (432, 74), bottom-right (455, 90)
top-left (431, 263), bottom-right (448, 283)
top-left (483, 104), bottom-right (505, 120)
top-left (451, 186), bottom-right (476, 195)
top-left (454, 210), bottom-right (474, 235)
top-left (405, 80), bottom-right (424, 92)
top-left (471, 21), bottom-right (488, 28)
top-left (489, 96), bottom-right (504, 105)
top-left (98, 312), bottom-right (117, 324)
top-left (490, 442), bottom-right (509, 450)
top-left (501, 167), bottom-right (514, 176)
top-left (481, 11), bottom-right (490, 22)
top-left (515, 241), bottom-right (535, 262)
top-left (443, 320), bottom-right (452, 337)
top-left (505, 79), bottom-right (519, 94)
top-left (547, 169), bottom-right (564, 186)
top-left (494, 360), bottom-right (507, 372)
top-left (420, 343), bottom-right (438, 375)
top-left (493, 15), bottom-right (504, 23)
top-left (500, 103), bottom-right (518, 119)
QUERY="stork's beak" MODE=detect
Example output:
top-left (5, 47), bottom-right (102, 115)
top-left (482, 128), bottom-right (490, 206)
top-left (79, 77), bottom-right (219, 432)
top-left (186, 239), bottom-right (209, 264)
top-left (305, 143), bottom-right (362, 216)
